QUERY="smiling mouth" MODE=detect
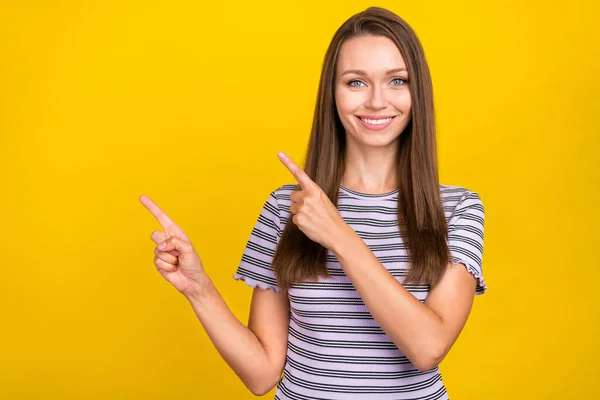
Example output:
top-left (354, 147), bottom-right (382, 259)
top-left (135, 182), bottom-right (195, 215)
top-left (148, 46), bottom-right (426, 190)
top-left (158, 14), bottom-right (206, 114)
top-left (357, 116), bottom-right (395, 125)
top-left (355, 115), bottom-right (397, 130)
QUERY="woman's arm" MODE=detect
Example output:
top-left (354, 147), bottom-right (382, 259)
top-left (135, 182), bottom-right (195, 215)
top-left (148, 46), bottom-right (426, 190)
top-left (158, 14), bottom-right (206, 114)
top-left (186, 278), bottom-right (290, 395)
top-left (332, 225), bottom-right (476, 371)
top-left (276, 152), bottom-right (479, 371)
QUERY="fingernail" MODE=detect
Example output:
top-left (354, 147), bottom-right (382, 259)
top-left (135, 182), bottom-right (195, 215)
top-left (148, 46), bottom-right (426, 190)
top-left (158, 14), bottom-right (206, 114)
top-left (158, 241), bottom-right (167, 249)
top-left (278, 152), bottom-right (285, 159)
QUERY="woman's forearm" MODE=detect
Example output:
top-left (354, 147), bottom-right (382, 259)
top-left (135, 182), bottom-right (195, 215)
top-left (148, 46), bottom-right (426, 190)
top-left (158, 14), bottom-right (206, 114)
top-left (184, 277), bottom-right (279, 395)
top-left (331, 227), bottom-right (445, 371)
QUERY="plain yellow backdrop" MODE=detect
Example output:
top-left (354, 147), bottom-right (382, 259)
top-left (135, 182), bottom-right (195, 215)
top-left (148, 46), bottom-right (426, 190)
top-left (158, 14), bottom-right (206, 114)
top-left (1, 0), bottom-right (598, 398)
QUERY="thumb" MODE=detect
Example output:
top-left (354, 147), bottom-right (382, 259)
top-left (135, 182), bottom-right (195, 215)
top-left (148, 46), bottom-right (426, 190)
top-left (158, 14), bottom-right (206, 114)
top-left (158, 237), bottom-right (193, 254)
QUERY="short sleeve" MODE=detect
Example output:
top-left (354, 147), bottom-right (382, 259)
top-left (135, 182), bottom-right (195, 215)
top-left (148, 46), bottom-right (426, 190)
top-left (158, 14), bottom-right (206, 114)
top-left (233, 190), bottom-right (283, 292)
top-left (447, 191), bottom-right (487, 295)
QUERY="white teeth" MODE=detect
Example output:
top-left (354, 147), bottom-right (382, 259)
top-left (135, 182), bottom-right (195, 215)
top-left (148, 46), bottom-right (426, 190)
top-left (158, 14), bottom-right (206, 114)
top-left (360, 117), bottom-right (392, 125)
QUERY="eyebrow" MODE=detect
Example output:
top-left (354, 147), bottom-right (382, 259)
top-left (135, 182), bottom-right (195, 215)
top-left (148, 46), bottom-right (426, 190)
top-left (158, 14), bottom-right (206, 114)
top-left (340, 67), bottom-right (407, 76)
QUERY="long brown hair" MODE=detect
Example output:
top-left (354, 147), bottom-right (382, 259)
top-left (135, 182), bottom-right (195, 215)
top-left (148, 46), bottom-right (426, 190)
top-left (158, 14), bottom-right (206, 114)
top-left (272, 6), bottom-right (450, 292)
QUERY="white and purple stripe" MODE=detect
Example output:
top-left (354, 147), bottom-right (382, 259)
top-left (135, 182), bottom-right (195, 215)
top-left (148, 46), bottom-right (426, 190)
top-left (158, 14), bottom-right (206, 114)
top-left (234, 183), bottom-right (486, 399)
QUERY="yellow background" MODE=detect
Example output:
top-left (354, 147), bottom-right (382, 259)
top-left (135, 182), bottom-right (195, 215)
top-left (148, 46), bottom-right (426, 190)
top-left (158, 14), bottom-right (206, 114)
top-left (1, 0), bottom-right (598, 398)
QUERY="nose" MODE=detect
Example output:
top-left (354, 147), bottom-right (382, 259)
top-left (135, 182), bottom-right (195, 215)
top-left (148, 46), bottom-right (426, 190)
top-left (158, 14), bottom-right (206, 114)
top-left (365, 85), bottom-right (386, 110)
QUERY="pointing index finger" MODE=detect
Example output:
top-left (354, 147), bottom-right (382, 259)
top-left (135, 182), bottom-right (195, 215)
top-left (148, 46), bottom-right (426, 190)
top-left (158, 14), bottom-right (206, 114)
top-left (278, 152), bottom-right (315, 191)
top-left (139, 195), bottom-right (182, 233)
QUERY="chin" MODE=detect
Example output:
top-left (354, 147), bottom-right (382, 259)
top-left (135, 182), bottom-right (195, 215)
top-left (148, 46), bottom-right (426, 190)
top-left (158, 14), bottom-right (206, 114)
top-left (352, 133), bottom-right (401, 148)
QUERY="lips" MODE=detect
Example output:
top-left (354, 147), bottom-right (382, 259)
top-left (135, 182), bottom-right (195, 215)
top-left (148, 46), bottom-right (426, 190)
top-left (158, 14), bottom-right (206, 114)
top-left (355, 115), bottom-right (396, 131)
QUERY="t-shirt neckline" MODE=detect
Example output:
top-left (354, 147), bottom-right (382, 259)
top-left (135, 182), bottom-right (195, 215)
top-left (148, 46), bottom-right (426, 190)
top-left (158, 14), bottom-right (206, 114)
top-left (339, 183), bottom-right (399, 200)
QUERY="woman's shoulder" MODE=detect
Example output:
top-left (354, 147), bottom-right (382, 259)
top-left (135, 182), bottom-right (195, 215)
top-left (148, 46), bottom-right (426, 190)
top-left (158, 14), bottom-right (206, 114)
top-left (263, 184), bottom-right (298, 213)
top-left (270, 183), bottom-right (299, 202)
top-left (439, 183), bottom-right (484, 214)
top-left (272, 183), bottom-right (299, 194)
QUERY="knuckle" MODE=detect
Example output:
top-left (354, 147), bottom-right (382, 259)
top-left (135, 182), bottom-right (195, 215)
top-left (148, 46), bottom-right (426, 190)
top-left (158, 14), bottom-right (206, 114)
top-left (154, 248), bottom-right (168, 260)
top-left (154, 256), bottom-right (174, 271)
top-left (157, 252), bottom-right (171, 263)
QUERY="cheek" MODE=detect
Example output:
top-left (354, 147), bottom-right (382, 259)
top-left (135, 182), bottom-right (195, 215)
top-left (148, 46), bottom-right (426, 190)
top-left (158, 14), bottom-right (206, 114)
top-left (394, 91), bottom-right (412, 113)
top-left (335, 88), bottom-right (363, 117)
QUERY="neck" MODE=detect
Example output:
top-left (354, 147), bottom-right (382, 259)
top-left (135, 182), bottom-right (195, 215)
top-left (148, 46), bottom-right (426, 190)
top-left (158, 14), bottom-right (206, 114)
top-left (341, 142), bottom-right (398, 194)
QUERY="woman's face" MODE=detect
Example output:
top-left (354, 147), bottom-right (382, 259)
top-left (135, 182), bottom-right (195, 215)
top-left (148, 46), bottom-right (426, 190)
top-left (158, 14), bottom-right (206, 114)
top-left (334, 35), bottom-right (412, 149)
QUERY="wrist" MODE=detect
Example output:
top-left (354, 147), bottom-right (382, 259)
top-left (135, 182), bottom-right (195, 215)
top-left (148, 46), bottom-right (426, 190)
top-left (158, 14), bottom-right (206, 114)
top-left (330, 223), bottom-right (360, 256)
top-left (183, 274), bottom-right (214, 303)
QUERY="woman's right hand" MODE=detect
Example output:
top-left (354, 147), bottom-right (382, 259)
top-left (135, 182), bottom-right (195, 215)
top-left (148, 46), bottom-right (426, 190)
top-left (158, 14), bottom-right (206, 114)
top-left (139, 195), bottom-right (209, 298)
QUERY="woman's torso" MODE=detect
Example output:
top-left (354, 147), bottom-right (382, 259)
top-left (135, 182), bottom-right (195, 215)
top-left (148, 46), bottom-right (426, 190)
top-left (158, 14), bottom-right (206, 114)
top-left (273, 183), bottom-right (455, 400)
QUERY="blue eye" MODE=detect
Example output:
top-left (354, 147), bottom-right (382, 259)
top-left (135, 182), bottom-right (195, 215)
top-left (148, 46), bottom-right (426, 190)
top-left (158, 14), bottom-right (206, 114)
top-left (347, 80), bottom-right (365, 87)
top-left (347, 78), bottom-right (407, 87)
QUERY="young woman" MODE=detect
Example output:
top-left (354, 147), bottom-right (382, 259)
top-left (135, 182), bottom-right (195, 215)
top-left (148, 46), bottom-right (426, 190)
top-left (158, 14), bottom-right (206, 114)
top-left (140, 7), bottom-right (486, 399)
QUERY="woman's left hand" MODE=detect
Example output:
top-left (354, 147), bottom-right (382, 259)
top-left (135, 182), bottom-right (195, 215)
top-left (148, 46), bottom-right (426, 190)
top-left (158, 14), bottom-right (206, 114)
top-left (278, 151), bottom-right (351, 251)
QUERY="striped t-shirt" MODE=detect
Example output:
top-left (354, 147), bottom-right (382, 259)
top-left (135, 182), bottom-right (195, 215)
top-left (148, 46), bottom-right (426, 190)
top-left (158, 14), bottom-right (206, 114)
top-left (234, 183), bottom-right (486, 400)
